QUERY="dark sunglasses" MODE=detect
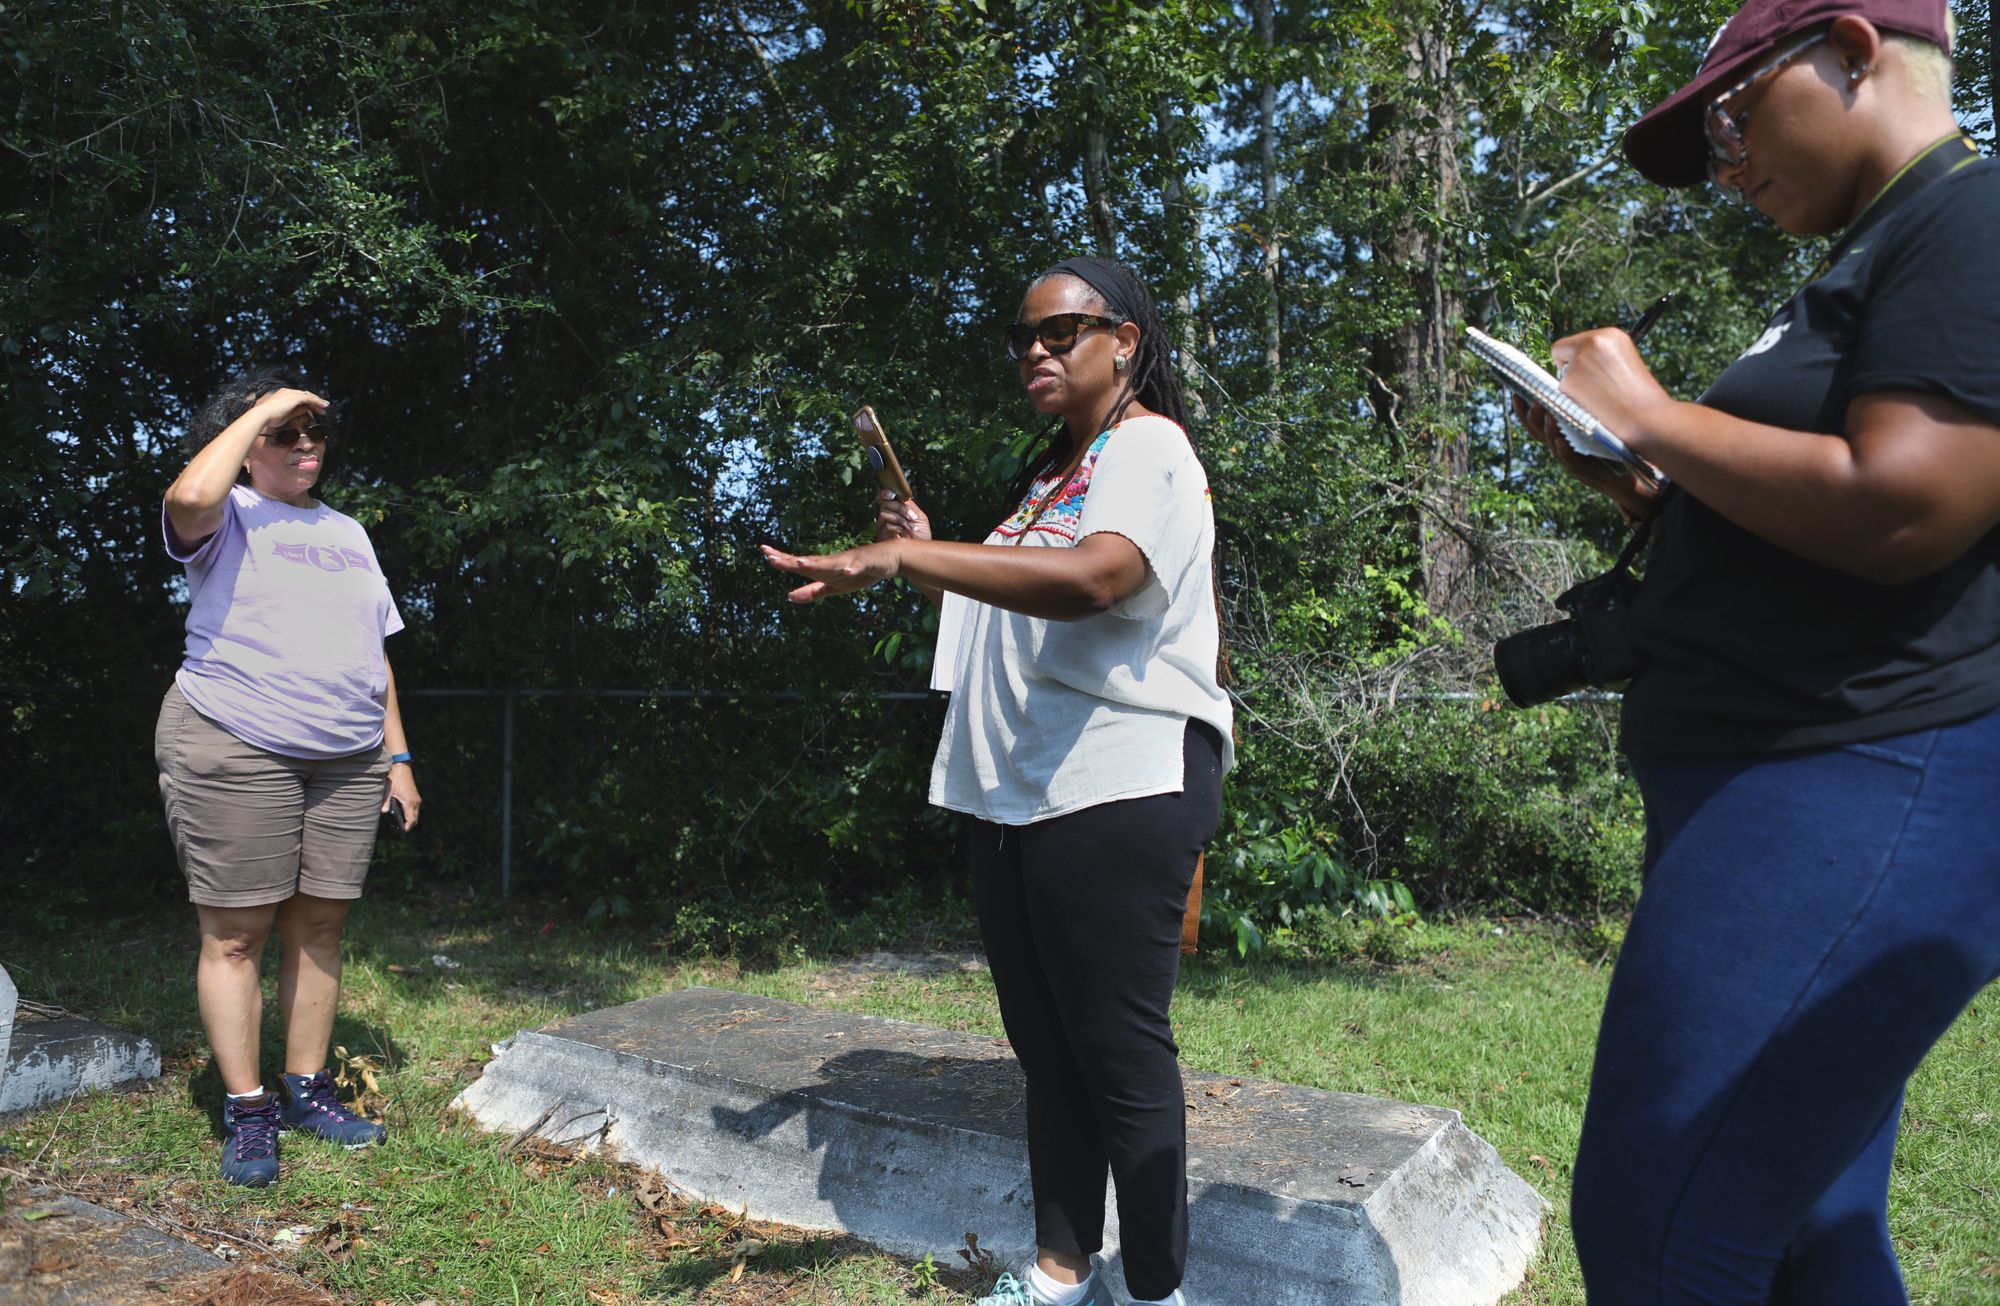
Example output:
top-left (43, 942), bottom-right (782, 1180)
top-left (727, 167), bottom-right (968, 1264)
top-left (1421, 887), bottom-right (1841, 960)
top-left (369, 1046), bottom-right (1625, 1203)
top-left (1004, 312), bottom-right (1125, 362)
top-left (263, 421), bottom-right (336, 448)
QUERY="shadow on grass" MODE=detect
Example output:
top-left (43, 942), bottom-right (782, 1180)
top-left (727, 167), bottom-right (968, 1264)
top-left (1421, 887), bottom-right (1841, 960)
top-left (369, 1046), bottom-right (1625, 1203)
top-left (184, 1012), bottom-right (407, 1137)
top-left (637, 1231), bottom-right (875, 1295)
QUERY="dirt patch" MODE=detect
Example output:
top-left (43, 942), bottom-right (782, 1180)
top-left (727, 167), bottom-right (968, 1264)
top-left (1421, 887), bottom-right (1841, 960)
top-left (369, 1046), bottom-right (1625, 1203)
top-left (801, 951), bottom-right (987, 1001)
top-left (0, 1180), bottom-right (334, 1306)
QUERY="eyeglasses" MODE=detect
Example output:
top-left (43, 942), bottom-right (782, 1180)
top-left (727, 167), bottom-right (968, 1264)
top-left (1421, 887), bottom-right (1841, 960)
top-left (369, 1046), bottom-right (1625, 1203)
top-left (1704, 31), bottom-right (1828, 183)
top-left (1003, 312), bottom-right (1125, 362)
top-left (263, 421), bottom-right (336, 448)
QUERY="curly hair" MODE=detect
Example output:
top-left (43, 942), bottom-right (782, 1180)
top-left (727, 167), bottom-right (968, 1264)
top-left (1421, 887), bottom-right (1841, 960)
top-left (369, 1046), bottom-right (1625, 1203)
top-left (186, 366), bottom-right (333, 480)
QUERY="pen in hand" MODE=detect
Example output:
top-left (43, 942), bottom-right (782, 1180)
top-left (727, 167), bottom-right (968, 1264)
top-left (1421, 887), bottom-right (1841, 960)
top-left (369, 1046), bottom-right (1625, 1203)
top-left (1626, 293), bottom-right (1674, 346)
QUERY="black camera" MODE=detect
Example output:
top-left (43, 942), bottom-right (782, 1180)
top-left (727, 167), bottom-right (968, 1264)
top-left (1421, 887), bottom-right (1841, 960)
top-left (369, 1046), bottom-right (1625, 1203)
top-left (1493, 567), bottom-right (1649, 707)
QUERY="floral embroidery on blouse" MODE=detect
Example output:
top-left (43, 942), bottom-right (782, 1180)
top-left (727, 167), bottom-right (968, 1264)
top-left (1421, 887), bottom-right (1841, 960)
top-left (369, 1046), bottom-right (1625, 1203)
top-left (992, 429), bottom-right (1116, 544)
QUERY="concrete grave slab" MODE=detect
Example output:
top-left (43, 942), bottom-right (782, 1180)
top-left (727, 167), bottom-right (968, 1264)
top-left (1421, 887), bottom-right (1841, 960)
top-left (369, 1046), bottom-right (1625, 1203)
top-left (456, 986), bottom-right (1546, 1305)
top-left (0, 1012), bottom-right (160, 1118)
top-left (0, 966), bottom-right (14, 1102)
top-left (0, 1189), bottom-right (225, 1304)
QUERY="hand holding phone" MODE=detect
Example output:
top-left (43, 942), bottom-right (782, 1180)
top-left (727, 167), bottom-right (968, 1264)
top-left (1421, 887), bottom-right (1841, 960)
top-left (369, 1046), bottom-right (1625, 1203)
top-left (852, 405), bottom-right (914, 503)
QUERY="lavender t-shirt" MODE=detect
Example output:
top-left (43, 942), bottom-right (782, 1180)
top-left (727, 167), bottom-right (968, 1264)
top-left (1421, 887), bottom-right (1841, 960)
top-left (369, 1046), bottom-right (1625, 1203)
top-left (165, 484), bottom-right (405, 759)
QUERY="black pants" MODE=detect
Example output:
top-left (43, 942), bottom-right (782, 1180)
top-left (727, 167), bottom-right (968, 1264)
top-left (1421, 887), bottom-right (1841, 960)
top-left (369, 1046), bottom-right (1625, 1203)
top-left (970, 721), bottom-right (1224, 1302)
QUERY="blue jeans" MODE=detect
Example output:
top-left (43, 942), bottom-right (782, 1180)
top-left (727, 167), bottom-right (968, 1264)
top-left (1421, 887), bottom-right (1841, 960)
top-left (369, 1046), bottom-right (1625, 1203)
top-left (1573, 710), bottom-right (2000, 1304)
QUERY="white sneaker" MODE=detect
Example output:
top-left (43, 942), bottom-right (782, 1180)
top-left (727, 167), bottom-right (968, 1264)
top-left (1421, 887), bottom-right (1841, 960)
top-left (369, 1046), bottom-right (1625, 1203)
top-left (973, 1269), bottom-right (1109, 1305)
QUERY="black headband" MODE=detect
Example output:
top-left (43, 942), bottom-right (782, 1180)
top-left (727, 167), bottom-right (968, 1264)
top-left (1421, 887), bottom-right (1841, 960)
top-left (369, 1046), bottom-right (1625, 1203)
top-left (1042, 256), bottom-right (1149, 324)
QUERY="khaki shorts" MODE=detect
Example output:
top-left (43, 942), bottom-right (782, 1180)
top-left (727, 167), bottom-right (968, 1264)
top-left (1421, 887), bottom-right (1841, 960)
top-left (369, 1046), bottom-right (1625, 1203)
top-left (155, 684), bottom-right (389, 907)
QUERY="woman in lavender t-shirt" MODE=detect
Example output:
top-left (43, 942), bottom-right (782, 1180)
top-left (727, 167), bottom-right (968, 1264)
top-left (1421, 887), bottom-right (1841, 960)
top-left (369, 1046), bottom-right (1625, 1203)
top-left (157, 368), bottom-right (419, 1187)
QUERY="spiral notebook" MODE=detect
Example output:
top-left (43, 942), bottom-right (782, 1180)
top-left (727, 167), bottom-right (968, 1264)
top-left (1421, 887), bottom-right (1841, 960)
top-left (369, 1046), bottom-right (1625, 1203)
top-left (1467, 327), bottom-right (1662, 486)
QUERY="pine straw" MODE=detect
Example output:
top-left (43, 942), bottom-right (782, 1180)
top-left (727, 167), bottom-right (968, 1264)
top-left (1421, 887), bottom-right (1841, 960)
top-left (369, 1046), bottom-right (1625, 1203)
top-left (165, 1266), bottom-right (340, 1306)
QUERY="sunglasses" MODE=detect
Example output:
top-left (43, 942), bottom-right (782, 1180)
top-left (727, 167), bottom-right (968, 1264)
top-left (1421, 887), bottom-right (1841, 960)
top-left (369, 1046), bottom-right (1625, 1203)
top-left (1004, 312), bottom-right (1125, 362)
top-left (1704, 31), bottom-right (1828, 183)
top-left (263, 420), bottom-right (337, 448)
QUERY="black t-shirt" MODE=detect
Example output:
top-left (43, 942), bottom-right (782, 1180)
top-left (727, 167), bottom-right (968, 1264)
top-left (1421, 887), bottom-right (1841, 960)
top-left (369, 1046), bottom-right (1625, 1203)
top-left (1621, 155), bottom-right (2000, 755)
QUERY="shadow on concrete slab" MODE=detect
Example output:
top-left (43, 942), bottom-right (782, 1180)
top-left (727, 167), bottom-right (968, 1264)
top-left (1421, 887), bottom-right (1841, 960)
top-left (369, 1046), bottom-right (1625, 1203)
top-left (458, 987), bottom-right (1544, 1305)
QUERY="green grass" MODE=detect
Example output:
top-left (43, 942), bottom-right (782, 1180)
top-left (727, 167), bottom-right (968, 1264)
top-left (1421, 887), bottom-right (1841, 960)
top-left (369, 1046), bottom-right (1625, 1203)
top-left (2, 897), bottom-right (1995, 1303)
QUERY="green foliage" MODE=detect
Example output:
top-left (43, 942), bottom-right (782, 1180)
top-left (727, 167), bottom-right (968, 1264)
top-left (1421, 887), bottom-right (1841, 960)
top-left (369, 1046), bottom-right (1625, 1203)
top-left (4, 0), bottom-right (1990, 950)
top-left (1343, 701), bottom-right (1647, 913)
top-left (1203, 695), bottom-right (1643, 960)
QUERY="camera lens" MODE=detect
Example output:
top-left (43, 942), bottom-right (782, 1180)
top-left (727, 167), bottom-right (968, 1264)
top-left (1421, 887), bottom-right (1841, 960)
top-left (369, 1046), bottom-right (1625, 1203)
top-left (1494, 620), bottom-right (1593, 708)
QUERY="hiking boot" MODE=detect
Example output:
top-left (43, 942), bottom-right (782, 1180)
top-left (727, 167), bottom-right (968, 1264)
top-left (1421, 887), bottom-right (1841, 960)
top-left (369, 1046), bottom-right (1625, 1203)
top-left (973, 1270), bottom-right (1109, 1305)
top-left (219, 1092), bottom-right (281, 1187)
top-left (278, 1070), bottom-right (385, 1148)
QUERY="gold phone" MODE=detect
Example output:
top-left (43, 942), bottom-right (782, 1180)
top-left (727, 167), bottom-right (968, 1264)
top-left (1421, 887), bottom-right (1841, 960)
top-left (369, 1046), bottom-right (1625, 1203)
top-left (851, 405), bottom-right (914, 503)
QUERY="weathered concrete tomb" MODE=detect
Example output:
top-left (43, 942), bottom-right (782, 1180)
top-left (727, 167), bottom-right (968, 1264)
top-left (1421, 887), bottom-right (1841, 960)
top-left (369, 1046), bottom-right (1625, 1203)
top-left (456, 986), bottom-right (1545, 1305)
top-left (0, 964), bottom-right (161, 1117)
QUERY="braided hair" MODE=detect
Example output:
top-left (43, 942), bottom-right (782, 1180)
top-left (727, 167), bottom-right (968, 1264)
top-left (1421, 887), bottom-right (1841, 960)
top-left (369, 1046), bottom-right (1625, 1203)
top-left (1003, 259), bottom-right (1233, 692)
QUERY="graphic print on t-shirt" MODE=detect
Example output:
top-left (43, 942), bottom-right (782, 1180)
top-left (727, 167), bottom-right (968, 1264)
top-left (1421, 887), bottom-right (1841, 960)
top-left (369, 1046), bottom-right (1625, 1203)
top-left (273, 542), bottom-right (376, 573)
top-left (993, 430), bottom-right (1115, 544)
top-left (1738, 317), bottom-right (1791, 360)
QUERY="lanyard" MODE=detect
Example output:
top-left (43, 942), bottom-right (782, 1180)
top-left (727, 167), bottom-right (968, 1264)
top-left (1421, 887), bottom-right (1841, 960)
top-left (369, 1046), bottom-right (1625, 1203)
top-left (1810, 132), bottom-right (1981, 281)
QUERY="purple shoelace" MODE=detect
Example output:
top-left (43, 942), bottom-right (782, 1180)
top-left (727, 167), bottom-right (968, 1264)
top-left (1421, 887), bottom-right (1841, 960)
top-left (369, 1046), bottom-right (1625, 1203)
top-left (290, 1071), bottom-right (367, 1123)
top-left (231, 1099), bottom-right (279, 1160)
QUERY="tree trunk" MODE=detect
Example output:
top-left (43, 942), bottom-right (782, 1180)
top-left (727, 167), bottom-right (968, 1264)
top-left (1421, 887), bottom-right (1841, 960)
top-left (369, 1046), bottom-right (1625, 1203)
top-left (1156, 101), bottom-right (1208, 422)
top-left (1368, 5), bottom-right (1470, 624)
top-left (1256, 0), bottom-right (1281, 392)
top-left (1083, 117), bottom-right (1119, 258)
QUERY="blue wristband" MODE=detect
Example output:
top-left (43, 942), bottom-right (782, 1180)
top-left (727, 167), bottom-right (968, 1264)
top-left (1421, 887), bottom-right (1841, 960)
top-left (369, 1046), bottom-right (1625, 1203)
top-left (388, 751), bottom-right (413, 765)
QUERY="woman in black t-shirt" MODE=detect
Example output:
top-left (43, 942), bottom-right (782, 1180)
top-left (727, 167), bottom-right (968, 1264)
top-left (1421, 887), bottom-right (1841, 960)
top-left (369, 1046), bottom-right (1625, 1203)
top-left (1519, 0), bottom-right (2000, 1298)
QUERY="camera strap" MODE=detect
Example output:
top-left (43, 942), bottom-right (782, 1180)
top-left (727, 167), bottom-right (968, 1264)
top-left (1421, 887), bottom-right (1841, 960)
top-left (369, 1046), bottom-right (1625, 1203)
top-left (1608, 494), bottom-right (1669, 579)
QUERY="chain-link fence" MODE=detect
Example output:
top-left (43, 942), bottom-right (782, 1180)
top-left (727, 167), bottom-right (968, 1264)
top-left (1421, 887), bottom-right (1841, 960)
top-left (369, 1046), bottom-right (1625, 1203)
top-left (1, 683), bottom-right (953, 922)
top-left (397, 688), bottom-right (939, 897)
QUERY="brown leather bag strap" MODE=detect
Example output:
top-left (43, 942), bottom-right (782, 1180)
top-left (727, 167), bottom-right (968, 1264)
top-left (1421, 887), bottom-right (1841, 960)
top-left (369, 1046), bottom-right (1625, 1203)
top-left (1180, 852), bottom-right (1204, 955)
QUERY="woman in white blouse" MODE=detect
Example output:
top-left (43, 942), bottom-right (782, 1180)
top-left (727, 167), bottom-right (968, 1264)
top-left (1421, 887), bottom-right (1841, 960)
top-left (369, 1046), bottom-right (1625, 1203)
top-left (764, 257), bottom-right (1230, 1306)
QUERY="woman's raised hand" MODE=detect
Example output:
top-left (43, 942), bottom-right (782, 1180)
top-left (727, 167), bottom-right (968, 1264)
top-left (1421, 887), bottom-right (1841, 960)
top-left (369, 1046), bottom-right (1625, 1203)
top-left (761, 540), bottom-right (902, 603)
top-left (246, 387), bottom-right (329, 431)
top-left (875, 489), bottom-right (932, 543)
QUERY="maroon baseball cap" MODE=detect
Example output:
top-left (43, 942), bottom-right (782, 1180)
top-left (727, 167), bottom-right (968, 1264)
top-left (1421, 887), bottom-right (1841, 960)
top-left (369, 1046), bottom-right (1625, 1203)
top-left (1622, 0), bottom-right (1952, 187)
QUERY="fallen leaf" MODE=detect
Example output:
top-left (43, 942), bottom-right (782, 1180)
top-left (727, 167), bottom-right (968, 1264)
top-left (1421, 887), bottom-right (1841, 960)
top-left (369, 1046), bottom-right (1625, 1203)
top-left (29, 1254), bottom-right (78, 1274)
